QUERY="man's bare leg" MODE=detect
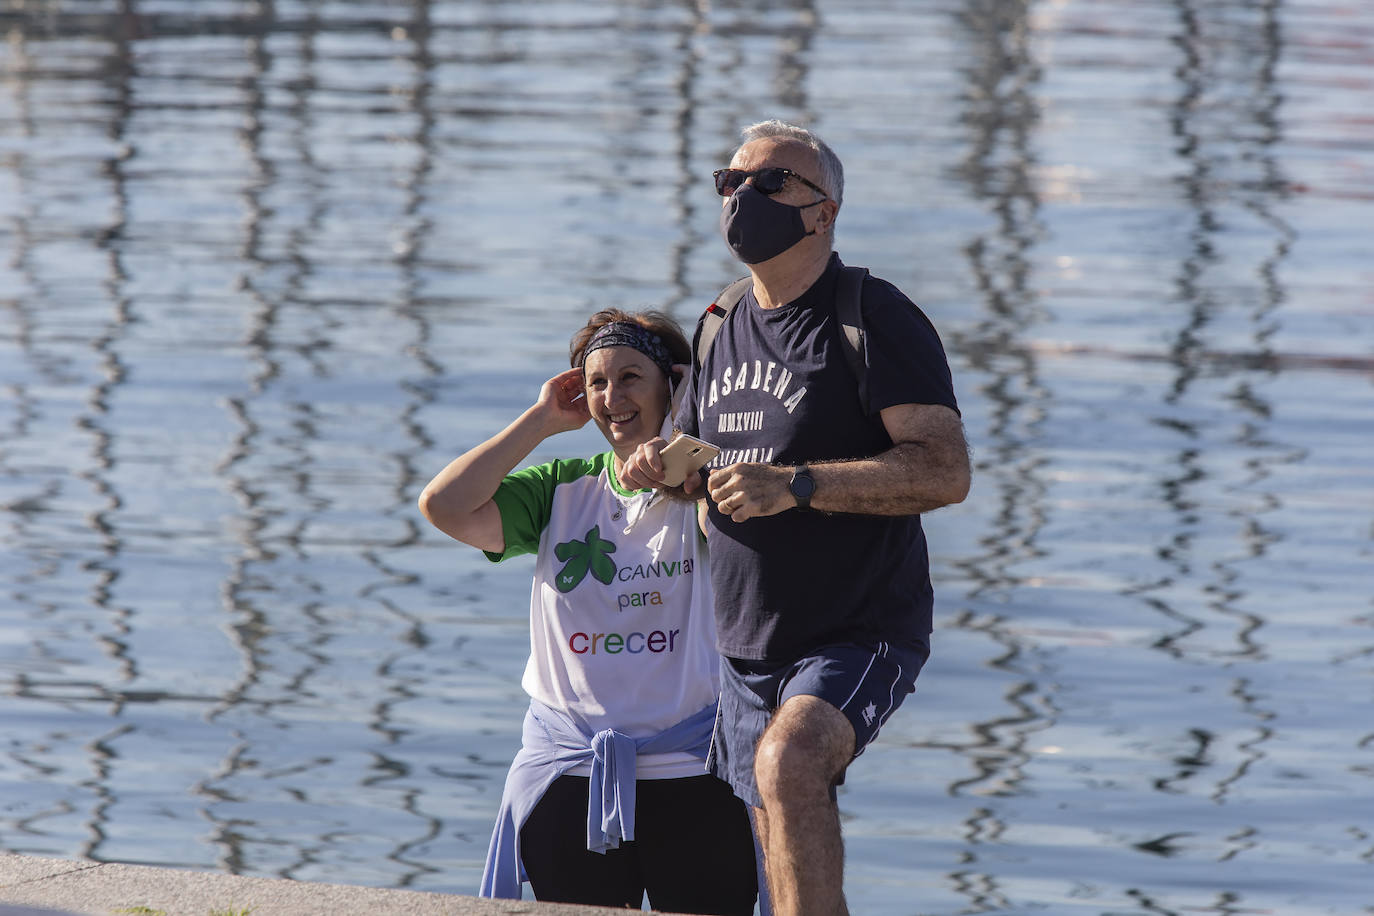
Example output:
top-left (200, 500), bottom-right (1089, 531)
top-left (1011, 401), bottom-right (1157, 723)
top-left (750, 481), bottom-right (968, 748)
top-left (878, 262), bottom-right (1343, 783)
top-left (753, 694), bottom-right (855, 916)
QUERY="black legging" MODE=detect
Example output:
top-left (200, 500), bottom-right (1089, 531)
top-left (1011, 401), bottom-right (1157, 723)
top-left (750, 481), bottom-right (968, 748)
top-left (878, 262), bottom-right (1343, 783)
top-left (519, 773), bottom-right (758, 915)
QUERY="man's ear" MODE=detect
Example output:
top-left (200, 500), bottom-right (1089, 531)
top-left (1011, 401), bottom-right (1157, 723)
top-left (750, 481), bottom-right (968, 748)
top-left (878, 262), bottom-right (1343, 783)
top-left (819, 199), bottom-right (839, 228)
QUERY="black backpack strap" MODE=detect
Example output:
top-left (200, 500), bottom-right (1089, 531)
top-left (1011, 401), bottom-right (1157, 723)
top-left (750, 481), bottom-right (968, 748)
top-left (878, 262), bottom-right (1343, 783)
top-left (698, 267), bottom-right (870, 408)
top-left (694, 276), bottom-right (753, 369)
top-left (835, 265), bottom-right (870, 404)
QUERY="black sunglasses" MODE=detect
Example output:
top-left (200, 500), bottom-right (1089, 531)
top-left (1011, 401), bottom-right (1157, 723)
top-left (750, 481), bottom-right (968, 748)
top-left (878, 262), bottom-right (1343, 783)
top-left (713, 167), bottom-right (828, 199)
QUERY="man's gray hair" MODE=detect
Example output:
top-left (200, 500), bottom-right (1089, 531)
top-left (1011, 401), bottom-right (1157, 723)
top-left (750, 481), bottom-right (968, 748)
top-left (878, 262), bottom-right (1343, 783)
top-left (739, 119), bottom-right (845, 208)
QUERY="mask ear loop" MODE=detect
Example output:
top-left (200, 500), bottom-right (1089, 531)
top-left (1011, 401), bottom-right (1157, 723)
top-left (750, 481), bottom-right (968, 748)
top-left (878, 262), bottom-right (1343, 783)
top-left (629, 370), bottom-right (675, 533)
top-left (659, 373), bottom-right (677, 441)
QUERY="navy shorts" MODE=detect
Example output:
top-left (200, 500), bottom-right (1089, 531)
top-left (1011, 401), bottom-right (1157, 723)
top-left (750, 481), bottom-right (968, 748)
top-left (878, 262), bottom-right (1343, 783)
top-left (708, 641), bottom-right (928, 809)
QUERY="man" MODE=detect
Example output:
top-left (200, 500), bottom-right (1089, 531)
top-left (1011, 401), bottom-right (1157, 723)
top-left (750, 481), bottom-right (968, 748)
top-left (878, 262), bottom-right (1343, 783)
top-left (621, 119), bottom-right (970, 916)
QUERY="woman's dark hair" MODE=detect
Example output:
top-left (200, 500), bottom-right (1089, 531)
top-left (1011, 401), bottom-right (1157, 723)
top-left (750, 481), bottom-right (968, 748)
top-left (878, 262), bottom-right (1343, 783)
top-left (568, 309), bottom-right (692, 375)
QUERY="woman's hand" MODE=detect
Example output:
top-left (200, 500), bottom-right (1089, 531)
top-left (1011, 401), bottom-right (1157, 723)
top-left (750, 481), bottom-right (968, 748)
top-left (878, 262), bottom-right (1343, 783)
top-left (535, 367), bottom-right (591, 435)
top-left (620, 436), bottom-right (704, 497)
top-left (619, 436), bottom-right (668, 491)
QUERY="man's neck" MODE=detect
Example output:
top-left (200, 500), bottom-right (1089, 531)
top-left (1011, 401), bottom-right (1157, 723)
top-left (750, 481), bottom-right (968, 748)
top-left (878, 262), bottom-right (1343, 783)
top-left (749, 245), bottom-right (834, 310)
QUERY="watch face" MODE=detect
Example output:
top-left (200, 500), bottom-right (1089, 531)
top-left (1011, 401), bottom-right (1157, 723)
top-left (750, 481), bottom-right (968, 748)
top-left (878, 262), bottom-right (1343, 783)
top-left (791, 474), bottom-right (815, 498)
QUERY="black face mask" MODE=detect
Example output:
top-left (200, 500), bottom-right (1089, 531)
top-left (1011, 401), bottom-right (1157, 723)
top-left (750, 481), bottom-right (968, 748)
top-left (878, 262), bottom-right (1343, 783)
top-left (718, 184), bottom-right (826, 264)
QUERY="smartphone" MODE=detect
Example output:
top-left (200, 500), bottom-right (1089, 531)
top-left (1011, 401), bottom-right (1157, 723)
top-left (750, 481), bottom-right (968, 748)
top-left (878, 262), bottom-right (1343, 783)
top-left (658, 434), bottom-right (720, 487)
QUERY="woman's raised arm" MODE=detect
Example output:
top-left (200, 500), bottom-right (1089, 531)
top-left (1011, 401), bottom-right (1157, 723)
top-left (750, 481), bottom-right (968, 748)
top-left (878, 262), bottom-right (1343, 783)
top-left (418, 367), bottom-right (589, 553)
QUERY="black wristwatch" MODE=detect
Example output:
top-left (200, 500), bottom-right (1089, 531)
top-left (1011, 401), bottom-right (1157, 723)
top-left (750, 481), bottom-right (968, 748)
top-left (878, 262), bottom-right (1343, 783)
top-left (789, 463), bottom-right (816, 510)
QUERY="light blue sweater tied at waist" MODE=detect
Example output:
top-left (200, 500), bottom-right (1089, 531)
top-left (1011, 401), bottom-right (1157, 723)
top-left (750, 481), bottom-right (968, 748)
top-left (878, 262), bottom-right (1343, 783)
top-left (479, 698), bottom-right (716, 899)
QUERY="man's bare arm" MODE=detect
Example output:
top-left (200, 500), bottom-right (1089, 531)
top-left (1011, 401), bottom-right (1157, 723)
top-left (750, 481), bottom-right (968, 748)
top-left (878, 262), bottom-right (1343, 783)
top-left (706, 403), bottom-right (970, 522)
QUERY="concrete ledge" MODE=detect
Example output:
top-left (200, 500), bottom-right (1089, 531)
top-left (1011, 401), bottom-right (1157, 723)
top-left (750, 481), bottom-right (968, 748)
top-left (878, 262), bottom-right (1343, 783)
top-left (0, 854), bottom-right (660, 916)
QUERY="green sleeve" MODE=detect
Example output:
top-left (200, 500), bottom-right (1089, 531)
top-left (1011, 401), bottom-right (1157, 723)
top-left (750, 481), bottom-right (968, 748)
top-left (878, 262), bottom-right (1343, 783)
top-left (483, 455), bottom-right (604, 562)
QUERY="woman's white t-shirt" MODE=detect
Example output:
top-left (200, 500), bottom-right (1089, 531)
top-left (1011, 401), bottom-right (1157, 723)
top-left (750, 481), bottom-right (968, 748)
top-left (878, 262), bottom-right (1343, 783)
top-left (487, 452), bottom-right (718, 779)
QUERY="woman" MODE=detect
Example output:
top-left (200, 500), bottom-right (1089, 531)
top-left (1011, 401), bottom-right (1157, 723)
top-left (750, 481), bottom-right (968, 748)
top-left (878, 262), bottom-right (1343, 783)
top-left (418, 309), bottom-right (757, 914)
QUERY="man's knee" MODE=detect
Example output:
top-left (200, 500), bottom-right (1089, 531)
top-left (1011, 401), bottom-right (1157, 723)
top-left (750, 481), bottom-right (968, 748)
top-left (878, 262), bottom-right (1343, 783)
top-left (754, 696), bottom-right (854, 803)
top-left (753, 733), bottom-right (804, 803)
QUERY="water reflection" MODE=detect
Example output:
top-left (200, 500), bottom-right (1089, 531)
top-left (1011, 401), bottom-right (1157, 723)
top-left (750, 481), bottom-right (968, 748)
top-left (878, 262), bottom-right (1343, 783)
top-left (947, 0), bottom-right (1048, 609)
top-left (0, 0), bottom-right (144, 865)
top-left (202, 0), bottom-right (445, 883)
top-left (1149, 0), bottom-right (1294, 665)
top-left (927, 3), bottom-right (1055, 909)
top-left (3, 1), bottom-right (1373, 912)
top-left (945, 0), bottom-right (1049, 802)
top-left (1140, 4), bottom-right (1294, 851)
top-left (71, 8), bottom-right (137, 860)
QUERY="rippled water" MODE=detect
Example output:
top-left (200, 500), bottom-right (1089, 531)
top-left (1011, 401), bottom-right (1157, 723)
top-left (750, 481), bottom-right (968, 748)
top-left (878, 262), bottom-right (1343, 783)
top-left (1, 1), bottom-right (1371, 913)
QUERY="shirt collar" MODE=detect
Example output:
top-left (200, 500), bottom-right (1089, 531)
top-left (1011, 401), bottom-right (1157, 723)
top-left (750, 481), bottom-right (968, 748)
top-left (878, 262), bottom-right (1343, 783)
top-left (775, 251), bottom-right (844, 312)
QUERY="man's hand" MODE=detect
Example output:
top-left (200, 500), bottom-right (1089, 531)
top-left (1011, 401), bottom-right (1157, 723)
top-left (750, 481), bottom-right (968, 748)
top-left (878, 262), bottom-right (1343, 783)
top-left (707, 462), bottom-right (795, 523)
top-left (620, 437), bottom-right (705, 497)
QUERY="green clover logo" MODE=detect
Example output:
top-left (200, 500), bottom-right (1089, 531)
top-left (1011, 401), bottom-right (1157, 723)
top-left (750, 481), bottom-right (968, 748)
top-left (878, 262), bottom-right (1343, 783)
top-left (553, 525), bottom-right (618, 593)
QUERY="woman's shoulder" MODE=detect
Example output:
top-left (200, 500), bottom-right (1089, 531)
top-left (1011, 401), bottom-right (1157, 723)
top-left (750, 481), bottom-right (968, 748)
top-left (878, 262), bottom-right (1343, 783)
top-left (508, 451), bottom-right (614, 487)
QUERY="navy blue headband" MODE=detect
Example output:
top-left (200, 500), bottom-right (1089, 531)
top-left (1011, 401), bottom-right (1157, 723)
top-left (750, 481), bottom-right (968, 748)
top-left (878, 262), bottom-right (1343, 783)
top-left (580, 322), bottom-right (673, 378)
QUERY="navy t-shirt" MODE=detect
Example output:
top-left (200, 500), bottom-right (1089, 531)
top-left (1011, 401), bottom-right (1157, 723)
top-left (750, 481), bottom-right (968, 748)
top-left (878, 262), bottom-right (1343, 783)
top-left (677, 254), bottom-right (959, 662)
